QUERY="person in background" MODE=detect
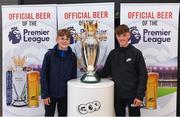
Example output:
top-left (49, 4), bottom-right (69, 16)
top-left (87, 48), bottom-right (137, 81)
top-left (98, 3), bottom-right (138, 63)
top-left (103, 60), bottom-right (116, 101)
top-left (41, 29), bottom-right (77, 116)
top-left (96, 24), bottom-right (148, 116)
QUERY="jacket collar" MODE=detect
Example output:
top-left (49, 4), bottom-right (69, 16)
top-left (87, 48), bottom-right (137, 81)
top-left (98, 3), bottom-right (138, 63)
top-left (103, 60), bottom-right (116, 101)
top-left (118, 43), bottom-right (133, 50)
top-left (49, 44), bottom-right (74, 59)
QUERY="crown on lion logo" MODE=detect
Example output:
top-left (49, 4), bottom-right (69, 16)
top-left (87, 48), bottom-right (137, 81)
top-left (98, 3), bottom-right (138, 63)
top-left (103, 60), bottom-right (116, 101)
top-left (12, 56), bottom-right (26, 67)
top-left (11, 27), bottom-right (18, 31)
top-left (130, 26), bottom-right (137, 30)
top-left (83, 21), bottom-right (98, 36)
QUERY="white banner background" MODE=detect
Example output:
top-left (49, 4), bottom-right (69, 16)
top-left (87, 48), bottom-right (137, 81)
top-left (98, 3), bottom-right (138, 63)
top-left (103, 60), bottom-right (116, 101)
top-left (120, 3), bottom-right (179, 116)
top-left (2, 5), bottom-right (57, 116)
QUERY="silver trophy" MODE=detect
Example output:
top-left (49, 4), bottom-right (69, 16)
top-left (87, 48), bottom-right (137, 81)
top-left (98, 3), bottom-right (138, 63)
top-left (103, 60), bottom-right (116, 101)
top-left (80, 21), bottom-right (100, 83)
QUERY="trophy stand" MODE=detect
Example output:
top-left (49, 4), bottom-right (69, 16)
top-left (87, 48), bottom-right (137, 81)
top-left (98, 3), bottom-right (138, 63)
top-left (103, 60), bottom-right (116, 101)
top-left (68, 78), bottom-right (114, 116)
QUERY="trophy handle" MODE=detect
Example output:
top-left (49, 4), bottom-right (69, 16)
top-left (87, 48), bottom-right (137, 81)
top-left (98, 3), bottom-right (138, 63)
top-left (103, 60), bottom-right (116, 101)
top-left (95, 41), bottom-right (108, 72)
top-left (71, 42), bottom-right (87, 73)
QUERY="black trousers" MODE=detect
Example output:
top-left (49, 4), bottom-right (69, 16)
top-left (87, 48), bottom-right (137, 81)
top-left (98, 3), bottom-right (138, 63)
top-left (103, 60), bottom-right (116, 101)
top-left (115, 98), bottom-right (140, 117)
top-left (45, 97), bottom-right (67, 117)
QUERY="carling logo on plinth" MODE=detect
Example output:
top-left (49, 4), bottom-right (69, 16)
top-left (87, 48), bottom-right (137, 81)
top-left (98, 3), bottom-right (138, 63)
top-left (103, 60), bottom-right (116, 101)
top-left (78, 101), bottom-right (101, 115)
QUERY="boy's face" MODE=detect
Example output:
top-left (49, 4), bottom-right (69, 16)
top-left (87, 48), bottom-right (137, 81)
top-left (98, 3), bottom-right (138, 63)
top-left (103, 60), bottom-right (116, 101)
top-left (116, 32), bottom-right (130, 47)
top-left (56, 35), bottom-right (70, 50)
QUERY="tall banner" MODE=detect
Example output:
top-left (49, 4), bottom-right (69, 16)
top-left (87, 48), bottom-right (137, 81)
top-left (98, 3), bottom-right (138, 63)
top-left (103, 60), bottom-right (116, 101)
top-left (2, 5), bottom-right (57, 116)
top-left (120, 3), bottom-right (179, 116)
top-left (57, 3), bottom-right (114, 77)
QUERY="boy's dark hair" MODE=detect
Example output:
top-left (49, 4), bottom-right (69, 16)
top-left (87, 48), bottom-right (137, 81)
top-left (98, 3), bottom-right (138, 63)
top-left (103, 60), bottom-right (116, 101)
top-left (57, 29), bottom-right (71, 38)
top-left (115, 24), bottom-right (130, 36)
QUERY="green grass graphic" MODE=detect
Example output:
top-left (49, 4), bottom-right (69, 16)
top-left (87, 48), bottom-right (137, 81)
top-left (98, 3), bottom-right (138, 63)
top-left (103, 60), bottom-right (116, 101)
top-left (158, 87), bottom-right (177, 97)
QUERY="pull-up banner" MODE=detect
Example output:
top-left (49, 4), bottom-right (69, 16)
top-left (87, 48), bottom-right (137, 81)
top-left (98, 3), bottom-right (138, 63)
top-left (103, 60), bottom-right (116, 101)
top-left (2, 5), bottom-right (57, 116)
top-left (120, 3), bottom-right (179, 116)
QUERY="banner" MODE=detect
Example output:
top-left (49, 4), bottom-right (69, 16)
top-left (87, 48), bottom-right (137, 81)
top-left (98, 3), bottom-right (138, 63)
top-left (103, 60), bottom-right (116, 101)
top-left (120, 3), bottom-right (179, 116)
top-left (57, 3), bottom-right (114, 77)
top-left (2, 5), bottom-right (57, 116)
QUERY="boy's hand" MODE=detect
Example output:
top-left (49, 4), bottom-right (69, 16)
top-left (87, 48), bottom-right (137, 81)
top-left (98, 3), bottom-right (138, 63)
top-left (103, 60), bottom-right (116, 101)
top-left (133, 98), bottom-right (142, 107)
top-left (43, 97), bottom-right (51, 106)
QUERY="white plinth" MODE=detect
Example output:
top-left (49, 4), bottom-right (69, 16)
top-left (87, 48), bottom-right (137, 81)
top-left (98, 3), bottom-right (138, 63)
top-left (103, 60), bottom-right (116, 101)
top-left (68, 78), bottom-right (114, 116)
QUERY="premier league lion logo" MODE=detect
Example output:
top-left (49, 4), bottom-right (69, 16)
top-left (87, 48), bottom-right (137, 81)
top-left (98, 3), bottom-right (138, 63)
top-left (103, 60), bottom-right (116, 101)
top-left (8, 27), bottom-right (22, 44)
top-left (67, 26), bottom-right (77, 44)
top-left (129, 26), bottom-right (141, 44)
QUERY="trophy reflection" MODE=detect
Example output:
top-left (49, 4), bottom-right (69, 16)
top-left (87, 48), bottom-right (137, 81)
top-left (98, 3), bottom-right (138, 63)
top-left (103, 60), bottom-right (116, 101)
top-left (80, 21), bottom-right (100, 83)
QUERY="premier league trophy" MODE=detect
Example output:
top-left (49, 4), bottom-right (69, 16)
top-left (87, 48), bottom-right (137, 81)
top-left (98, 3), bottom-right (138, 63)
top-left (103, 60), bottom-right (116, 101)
top-left (12, 56), bottom-right (27, 107)
top-left (80, 21), bottom-right (100, 83)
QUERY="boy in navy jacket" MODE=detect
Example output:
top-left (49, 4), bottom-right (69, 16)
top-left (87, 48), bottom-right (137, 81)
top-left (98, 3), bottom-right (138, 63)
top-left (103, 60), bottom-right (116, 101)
top-left (41, 29), bottom-right (77, 116)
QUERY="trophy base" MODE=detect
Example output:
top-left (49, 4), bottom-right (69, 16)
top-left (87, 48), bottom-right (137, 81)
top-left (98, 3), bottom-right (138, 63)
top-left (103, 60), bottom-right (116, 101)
top-left (80, 72), bottom-right (100, 83)
top-left (12, 100), bottom-right (27, 107)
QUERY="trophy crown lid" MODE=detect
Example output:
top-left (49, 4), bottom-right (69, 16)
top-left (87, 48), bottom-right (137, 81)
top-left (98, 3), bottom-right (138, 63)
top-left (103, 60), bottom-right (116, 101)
top-left (12, 56), bottom-right (26, 67)
top-left (84, 21), bottom-right (98, 35)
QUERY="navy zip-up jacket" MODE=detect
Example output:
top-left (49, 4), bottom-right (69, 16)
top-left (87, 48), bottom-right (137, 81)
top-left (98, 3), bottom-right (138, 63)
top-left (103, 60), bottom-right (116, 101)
top-left (40, 44), bottom-right (77, 99)
top-left (96, 44), bottom-right (147, 101)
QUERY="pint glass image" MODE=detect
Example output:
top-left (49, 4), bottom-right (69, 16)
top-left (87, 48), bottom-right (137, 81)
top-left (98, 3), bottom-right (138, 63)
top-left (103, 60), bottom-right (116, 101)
top-left (145, 72), bottom-right (159, 109)
top-left (27, 71), bottom-right (40, 107)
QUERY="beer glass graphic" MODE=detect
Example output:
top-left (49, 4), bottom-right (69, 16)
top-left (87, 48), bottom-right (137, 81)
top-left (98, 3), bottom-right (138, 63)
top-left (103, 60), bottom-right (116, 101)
top-left (27, 71), bottom-right (40, 107)
top-left (145, 72), bottom-right (159, 109)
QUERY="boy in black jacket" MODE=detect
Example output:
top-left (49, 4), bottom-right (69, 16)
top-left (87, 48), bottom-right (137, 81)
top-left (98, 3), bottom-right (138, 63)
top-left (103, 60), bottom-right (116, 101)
top-left (96, 24), bottom-right (147, 116)
top-left (40, 29), bottom-right (77, 116)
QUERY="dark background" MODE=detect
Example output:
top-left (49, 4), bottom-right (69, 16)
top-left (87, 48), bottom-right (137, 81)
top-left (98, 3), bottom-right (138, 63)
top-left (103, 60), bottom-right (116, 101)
top-left (0, 0), bottom-right (179, 116)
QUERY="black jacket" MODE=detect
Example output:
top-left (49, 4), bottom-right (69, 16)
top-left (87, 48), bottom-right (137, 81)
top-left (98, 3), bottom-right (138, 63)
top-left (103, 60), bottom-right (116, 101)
top-left (40, 44), bottom-right (77, 99)
top-left (96, 44), bottom-right (147, 100)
